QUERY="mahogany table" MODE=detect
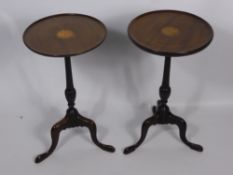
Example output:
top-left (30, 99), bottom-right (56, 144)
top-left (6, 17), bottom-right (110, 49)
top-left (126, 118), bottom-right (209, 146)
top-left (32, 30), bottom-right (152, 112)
top-left (124, 10), bottom-right (213, 154)
top-left (23, 14), bottom-right (115, 163)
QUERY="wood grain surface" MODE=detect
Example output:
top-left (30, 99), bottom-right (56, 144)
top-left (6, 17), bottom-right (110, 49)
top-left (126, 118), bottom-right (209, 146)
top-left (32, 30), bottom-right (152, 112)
top-left (128, 10), bottom-right (213, 57)
top-left (23, 14), bottom-right (106, 57)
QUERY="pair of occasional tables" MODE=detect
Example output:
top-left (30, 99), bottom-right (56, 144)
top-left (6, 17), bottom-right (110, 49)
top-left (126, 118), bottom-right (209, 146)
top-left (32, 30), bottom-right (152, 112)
top-left (23, 10), bottom-right (213, 163)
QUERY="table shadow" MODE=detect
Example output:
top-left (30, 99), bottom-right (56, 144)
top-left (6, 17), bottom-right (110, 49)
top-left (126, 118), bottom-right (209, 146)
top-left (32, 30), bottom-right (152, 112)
top-left (72, 12), bottom-right (162, 147)
top-left (178, 26), bottom-right (233, 116)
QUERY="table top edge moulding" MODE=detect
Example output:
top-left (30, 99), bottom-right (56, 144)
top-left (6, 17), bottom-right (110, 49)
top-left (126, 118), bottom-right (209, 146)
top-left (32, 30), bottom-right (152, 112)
top-left (23, 13), bottom-right (107, 58)
top-left (128, 10), bottom-right (214, 57)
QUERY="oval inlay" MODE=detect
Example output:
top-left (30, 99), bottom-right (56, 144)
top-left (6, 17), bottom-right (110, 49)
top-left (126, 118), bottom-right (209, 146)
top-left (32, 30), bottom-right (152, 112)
top-left (56, 29), bottom-right (75, 39)
top-left (161, 26), bottom-right (179, 37)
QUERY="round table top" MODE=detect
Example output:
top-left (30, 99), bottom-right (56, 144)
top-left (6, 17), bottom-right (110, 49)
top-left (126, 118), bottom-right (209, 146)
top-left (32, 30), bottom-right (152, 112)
top-left (128, 10), bottom-right (214, 57)
top-left (23, 14), bottom-right (107, 57)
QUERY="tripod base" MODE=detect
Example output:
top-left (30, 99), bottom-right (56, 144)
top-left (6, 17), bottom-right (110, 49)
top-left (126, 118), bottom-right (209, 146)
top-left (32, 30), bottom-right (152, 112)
top-left (124, 101), bottom-right (203, 154)
top-left (35, 108), bottom-right (115, 163)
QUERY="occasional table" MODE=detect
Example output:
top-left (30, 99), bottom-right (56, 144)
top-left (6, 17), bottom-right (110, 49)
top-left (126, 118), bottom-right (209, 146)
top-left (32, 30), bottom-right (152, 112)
top-left (23, 14), bottom-right (115, 163)
top-left (124, 10), bottom-right (213, 154)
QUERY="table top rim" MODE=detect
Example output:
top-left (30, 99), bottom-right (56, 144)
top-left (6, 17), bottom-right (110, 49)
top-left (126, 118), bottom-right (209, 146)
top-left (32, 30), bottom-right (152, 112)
top-left (23, 13), bottom-right (107, 58)
top-left (128, 9), bottom-right (214, 57)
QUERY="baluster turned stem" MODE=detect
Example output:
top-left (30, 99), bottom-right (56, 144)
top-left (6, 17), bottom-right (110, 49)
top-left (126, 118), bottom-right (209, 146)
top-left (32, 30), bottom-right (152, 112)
top-left (64, 56), bottom-right (76, 108)
top-left (159, 56), bottom-right (171, 104)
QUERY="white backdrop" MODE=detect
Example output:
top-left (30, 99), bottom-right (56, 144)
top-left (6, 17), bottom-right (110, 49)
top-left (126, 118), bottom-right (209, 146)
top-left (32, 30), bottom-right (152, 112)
top-left (0, 0), bottom-right (233, 174)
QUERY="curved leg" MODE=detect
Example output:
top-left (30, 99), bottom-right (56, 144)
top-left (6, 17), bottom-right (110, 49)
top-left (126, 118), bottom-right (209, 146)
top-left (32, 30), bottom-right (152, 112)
top-left (35, 117), bottom-right (69, 163)
top-left (124, 115), bottom-right (158, 154)
top-left (79, 115), bottom-right (115, 153)
top-left (168, 113), bottom-right (203, 152)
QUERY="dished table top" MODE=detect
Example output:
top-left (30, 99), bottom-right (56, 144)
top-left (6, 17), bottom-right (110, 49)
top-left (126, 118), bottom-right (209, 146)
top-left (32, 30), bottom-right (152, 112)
top-left (128, 10), bottom-right (214, 57)
top-left (23, 13), bottom-right (107, 57)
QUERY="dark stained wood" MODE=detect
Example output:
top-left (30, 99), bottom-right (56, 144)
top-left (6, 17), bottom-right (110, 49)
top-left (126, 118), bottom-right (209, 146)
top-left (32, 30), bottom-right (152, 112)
top-left (128, 10), bottom-right (214, 57)
top-left (23, 14), bottom-right (107, 57)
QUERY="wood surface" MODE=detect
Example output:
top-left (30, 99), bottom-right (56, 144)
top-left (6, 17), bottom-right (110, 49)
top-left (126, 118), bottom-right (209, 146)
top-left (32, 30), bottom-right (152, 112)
top-left (128, 10), bottom-right (213, 56)
top-left (23, 14), bottom-right (106, 57)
